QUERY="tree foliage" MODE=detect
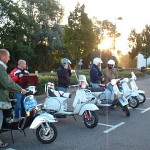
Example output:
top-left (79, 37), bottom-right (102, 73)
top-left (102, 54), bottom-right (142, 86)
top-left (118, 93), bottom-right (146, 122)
top-left (140, 25), bottom-right (150, 68)
top-left (128, 29), bottom-right (142, 67)
top-left (63, 3), bottom-right (97, 64)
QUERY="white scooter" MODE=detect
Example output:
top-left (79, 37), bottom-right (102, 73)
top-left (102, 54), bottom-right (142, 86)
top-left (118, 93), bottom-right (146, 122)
top-left (43, 82), bottom-right (99, 128)
top-left (78, 75), bottom-right (130, 117)
top-left (1, 86), bottom-right (58, 144)
top-left (129, 71), bottom-right (146, 104)
top-left (117, 78), bottom-right (140, 108)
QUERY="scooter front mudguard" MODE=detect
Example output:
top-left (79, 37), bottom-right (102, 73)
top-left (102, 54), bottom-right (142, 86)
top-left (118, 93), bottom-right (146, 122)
top-left (30, 112), bottom-right (57, 129)
top-left (136, 89), bottom-right (145, 94)
top-left (118, 96), bottom-right (128, 106)
top-left (79, 103), bottom-right (99, 115)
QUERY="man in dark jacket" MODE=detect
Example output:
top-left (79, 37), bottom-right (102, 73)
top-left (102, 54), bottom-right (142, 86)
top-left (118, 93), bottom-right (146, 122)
top-left (0, 49), bottom-right (26, 148)
top-left (90, 57), bottom-right (103, 88)
top-left (57, 58), bottom-right (72, 92)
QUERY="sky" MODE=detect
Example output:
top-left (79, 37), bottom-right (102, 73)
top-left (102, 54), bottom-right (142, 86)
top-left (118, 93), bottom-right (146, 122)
top-left (59, 0), bottom-right (150, 54)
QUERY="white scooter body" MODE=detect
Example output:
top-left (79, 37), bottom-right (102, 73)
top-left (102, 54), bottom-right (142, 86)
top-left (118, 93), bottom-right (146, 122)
top-left (130, 71), bottom-right (145, 94)
top-left (119, 78), bottom-right (140, 99)
top-left (44, 88), bottom-right (99, 115)
top-left (43, 82), bottom-right (99, 128)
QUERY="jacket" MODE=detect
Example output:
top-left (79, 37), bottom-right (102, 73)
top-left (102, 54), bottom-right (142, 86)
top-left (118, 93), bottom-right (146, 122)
top-left (103, 67), bottom-right (118, 84)
top-left (0, 61), bottom-right (22, 102)
top-left (10, 68), bottom-right (29, 84)
top-left (90, 64), bottom-right (102, 83)
top-left (57, 66), bottom-right (71, 88)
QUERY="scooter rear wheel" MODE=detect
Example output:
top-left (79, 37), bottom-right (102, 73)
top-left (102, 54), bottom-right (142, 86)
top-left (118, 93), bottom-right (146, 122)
top-left (83, 111), bottom-right (98, 128)
top-left (128, 96), bottom-right (139, 108)
top-left (138, 93), bottom-right (146, 104)
top-left (36, 123), bottom-right (57, 144)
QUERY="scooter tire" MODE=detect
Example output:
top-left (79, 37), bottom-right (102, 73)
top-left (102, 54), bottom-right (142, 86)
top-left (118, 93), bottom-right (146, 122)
top-left (139, 93), bottom-right (146, 104)
top-left (83, 111), bottom-right (98, 129)
top-left (128, 96), bottom-right (139, 108)
top-left (122, 105), bottom-right (130, 117)
top-left (36, 123), bottom-right (57, 144)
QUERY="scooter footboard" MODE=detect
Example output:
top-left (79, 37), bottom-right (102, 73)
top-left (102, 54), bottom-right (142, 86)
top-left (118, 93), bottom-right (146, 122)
top-left (30, 113), bottom-right (57, 129)
top-left (79, 104), bottom-right (99, 115)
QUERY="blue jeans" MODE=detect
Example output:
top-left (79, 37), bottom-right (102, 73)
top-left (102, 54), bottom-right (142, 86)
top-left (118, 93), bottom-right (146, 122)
top-left (57, 87), bottom-right (67, 93)
top-left (14, 93), bottom-right (25, 119)
top-left (90, 82), bottom-right (99, 88)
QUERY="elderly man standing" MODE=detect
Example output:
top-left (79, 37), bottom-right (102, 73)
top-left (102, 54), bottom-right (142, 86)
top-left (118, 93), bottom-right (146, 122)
top-left (0, 49), bottom-right (27, 148)
top-left (10, 59), bottom-right (29, 121)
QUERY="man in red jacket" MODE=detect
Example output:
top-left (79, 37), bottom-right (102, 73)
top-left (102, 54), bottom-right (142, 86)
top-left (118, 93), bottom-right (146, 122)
top-left (10, 59), bottom-right (29, 121)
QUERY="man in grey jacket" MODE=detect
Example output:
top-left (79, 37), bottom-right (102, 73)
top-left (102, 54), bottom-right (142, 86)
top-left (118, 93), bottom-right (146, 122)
top-left (0, 49), bottom-right (27, 148)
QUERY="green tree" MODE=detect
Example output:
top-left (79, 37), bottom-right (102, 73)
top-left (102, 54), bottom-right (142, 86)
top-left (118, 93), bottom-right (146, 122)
top-left (63, 3), bottom-right (97, 66)
top-left (128, 29), bottom-right (142, 67)
top-left (141, 25), bottom-right (150, 68)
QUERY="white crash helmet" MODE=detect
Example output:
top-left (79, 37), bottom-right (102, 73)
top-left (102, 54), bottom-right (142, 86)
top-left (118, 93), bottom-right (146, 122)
top-left (61, 58), bottom-right (71, 66)
top-left (93, 57), bottom-right (103, 65)
top-left (107, 59), bottom-right (115, 67)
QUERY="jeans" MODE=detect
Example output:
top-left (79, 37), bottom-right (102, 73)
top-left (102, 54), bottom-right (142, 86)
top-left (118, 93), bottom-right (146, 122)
top-left (14, 93), bottom-right (25, 119)
top-left (57, 87), bottom-right (67, 93)
top-left (90, 82), bottom-right (100, 88)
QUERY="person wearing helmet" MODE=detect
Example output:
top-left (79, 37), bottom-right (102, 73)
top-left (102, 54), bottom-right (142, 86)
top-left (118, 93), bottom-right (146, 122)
top-left (57, 58), bottom-right (72, 92)
top-left (90, 57), bottom-right (104, 88)
top-left (103, 59), bottom-right (118, 84)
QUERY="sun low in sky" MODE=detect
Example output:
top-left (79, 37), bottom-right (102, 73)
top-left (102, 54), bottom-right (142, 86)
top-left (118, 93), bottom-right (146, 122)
top-left (60, 0), bottom-right (150, 54)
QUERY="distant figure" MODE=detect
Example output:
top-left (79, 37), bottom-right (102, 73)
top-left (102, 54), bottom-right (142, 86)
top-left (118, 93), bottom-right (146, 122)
top-left (103, 59), bottom-right (118, 84)
top-left (90, 57), bottom-right (103, 88)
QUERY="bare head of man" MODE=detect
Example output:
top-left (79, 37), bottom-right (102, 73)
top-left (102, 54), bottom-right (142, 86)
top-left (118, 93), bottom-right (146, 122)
top-left (18, 59), bottom-right (27, 70)
top-left (0, 49), bottom-right (10, 64)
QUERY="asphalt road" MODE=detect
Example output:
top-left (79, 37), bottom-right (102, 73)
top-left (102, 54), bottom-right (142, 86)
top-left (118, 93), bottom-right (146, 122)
top-left (2, 75), bottom-right (150, 150)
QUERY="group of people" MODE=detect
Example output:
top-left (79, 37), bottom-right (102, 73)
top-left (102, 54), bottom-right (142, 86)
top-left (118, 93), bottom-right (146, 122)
top-left (90, 57), bottom-right (118, 87)
top-left (0, 48), bottom-right (117, 148)
top-left (57, 57), bottom-right (118, 92)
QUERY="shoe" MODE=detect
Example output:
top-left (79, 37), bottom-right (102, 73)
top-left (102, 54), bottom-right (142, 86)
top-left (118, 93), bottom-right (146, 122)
top-left (0, 141), bottom-right (9, 148)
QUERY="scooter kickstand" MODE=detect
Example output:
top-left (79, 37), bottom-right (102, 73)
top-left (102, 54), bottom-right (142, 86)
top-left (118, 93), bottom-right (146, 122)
top-left (72, 115), bottom-right (77, 121)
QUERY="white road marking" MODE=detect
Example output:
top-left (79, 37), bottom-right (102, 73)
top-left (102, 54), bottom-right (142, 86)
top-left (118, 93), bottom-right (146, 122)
top-left (135, 107), bottom-right (146, 111)
top-left (98, 123), bottom-right (113, 127)
top-left (6, 148), bottom-right (15, 150)
top-left (146, 98), bottom-right (150, 99)
top-left (103, 122), bottom-right (125, 133)
top-left (141, 107), bottom-right (150, 113)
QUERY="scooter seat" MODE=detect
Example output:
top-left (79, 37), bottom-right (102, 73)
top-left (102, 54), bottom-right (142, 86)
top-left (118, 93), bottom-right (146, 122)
top-left (88, 87), bottom-right (105, 92)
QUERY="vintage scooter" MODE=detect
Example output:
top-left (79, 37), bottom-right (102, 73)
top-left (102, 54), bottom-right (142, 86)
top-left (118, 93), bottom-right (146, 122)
top-left (78, 75), bottom-right (130, 116)
top-left (117, 78), bottom-right (140, 108)
top-left (0, 86), bottom-right (58, 144)
top-left (129, 71), bottom-right (146, 104)
top-left (43, 82), bottom-right (99, 128)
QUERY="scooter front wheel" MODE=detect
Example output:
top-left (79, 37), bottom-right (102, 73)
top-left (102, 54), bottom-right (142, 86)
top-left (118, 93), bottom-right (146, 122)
top-left (83, 111), bottom-right (98, 128)
top-left (36, 123), bottom-right (57, 144)
top-left (138, 93), bottom-right (146, 104)
top-left (128, 96), bottom-right (139, 108)
top-left (122, 105), bottom-right (130, 117)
